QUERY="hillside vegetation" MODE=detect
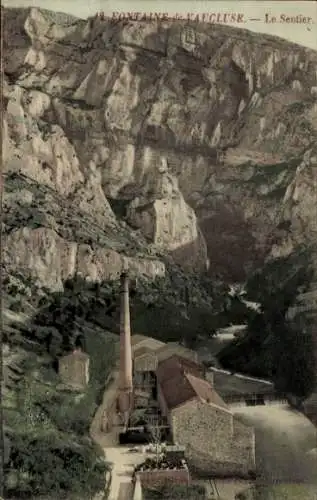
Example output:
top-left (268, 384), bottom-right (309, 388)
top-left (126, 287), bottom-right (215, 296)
top-left (219, 248), bottom-right (317, 402)
top-left (3, 272), bottom-right (116, 498)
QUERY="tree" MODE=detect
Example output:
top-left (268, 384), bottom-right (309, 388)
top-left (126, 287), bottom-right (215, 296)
top-left (146, 419), bottom-right (164, 467)
top-left (273, 318), bottom-right (316, 403)
top-left (219, 249), bottom-right (317, 400)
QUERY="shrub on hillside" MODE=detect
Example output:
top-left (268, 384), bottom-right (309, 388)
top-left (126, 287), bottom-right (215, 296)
top-left (3, 296), bottom-right (116, 499)
top-left (4, 431), bottom-right (109, 498)
top-left (39, 388), bottom-right (97, 436)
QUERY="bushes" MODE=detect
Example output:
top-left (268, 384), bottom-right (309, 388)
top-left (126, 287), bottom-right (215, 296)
top-left (5, 431), bottom-right (109, 498)
top-left (143, 483), bottom-right (207, 500)
top-left (3, 313), bottom-right (116, 498)
top-left (40, 389), bottom-right (97, 436)
top-left (4, 371), bottom-right (111, 498)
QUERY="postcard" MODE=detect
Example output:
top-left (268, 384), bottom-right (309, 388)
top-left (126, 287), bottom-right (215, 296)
top-left (2, 1), bottom-right (317, 499)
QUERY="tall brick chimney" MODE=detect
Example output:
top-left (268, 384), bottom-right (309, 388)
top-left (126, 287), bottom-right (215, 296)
top-left (118, 270), bottom-right (133, 423)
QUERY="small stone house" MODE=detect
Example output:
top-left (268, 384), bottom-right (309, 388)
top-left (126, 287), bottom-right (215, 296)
top-left (156, 358), bottom-right (255, 477)
top-left (58, 348), bottom-right (90, 389)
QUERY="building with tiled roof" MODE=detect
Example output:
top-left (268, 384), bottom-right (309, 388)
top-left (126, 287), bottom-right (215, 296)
top-left (156, 354), bottom-right (205, 386)
top-left (155, 355), bottom-right (255, 478)
top-left (157, 357), bottom-right (228, 414)
top-left (116, 270), bottom-right (255, 480)
top-left (159, 370), bottom-right (228, 412)
top-left (133, 342), bottom-right (199, 386)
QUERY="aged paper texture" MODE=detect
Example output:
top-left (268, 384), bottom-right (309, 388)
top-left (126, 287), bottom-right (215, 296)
top-left (1, 1), bottom-right (317, 499)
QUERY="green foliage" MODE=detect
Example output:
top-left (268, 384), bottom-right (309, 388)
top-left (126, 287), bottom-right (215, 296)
top-left (219, 249), bottom-right (316, 400)
top-left (127, 264), bottom-right (230, 346)
top-left (4, 275), bottom-right (117, 499)
top-left (5, 431), bottom-right (109, 498)
top-left (5, 377), bottom-right (109, 497)
top-left (272, 319), bottom-right (316, 399)
top-left (5, 363), bottom-right (112, 498)
top-left (246, 248), bottom-right (312, 311)
top-left (33, 266), bottom-right (230, 349)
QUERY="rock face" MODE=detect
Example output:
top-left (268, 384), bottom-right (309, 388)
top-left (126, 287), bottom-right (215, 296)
top-left (3, 7), bottom-right (317, 286)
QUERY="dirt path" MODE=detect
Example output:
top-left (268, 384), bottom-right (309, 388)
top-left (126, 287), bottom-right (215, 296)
top-left (105, 446), bottom-right (144, 500)
top-left (90, 370), bottom-right (119, 448)
top-left (90, 370), bottom-right (145, 500)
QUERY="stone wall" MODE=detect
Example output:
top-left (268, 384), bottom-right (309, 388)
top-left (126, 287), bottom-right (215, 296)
top-left (171, 400), bottom-right (255, 478)
top-left (186, 447), bottom-right (254, 478)
top-left (137, 468), bottom-right (190, 489)
top-left (231, 419), bottom-right (255, 475)
top-left (134, 354), bottom-right (158, 373)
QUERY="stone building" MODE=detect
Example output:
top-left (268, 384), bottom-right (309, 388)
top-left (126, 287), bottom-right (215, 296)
top-left (134, 346), bottom-right (159, 374)
top-left (133, 346), bottom-right (158, 394)
top-left (156, 355), bottom-right (205, 385)
top-left (132, 340), bottom-right (201, 400)
top-left (156, 342), bottom-right (199, 364)
top-left (116, 288), bottom-right (255, 477)
top-left (207, 367), bottom-right (281, 407)
top-left (58, 348), bottom-right (90, 389)
top-left (156, 357), bottom-right (255, 477)
top-left (131, 334), bottom-right (166, 354)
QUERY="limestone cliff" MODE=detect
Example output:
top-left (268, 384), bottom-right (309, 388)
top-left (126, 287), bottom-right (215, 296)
top-left (3, 6), bottom-right (317, 287)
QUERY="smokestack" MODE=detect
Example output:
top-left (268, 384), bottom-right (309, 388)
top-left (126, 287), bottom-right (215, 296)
top-left (118, 270), bottom-right (133, 421)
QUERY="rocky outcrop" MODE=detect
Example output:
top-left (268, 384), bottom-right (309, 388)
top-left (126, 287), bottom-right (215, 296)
top-left (2, 227), bottom-right (165, 291)
top-left (3, 6), bottom-right (317, 285)
top-left (2, 171), bottom-right (165, 291)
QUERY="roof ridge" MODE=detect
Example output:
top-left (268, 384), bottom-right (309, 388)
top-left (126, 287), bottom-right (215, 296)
top-left (185, 371), bottom-right (212, 390)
